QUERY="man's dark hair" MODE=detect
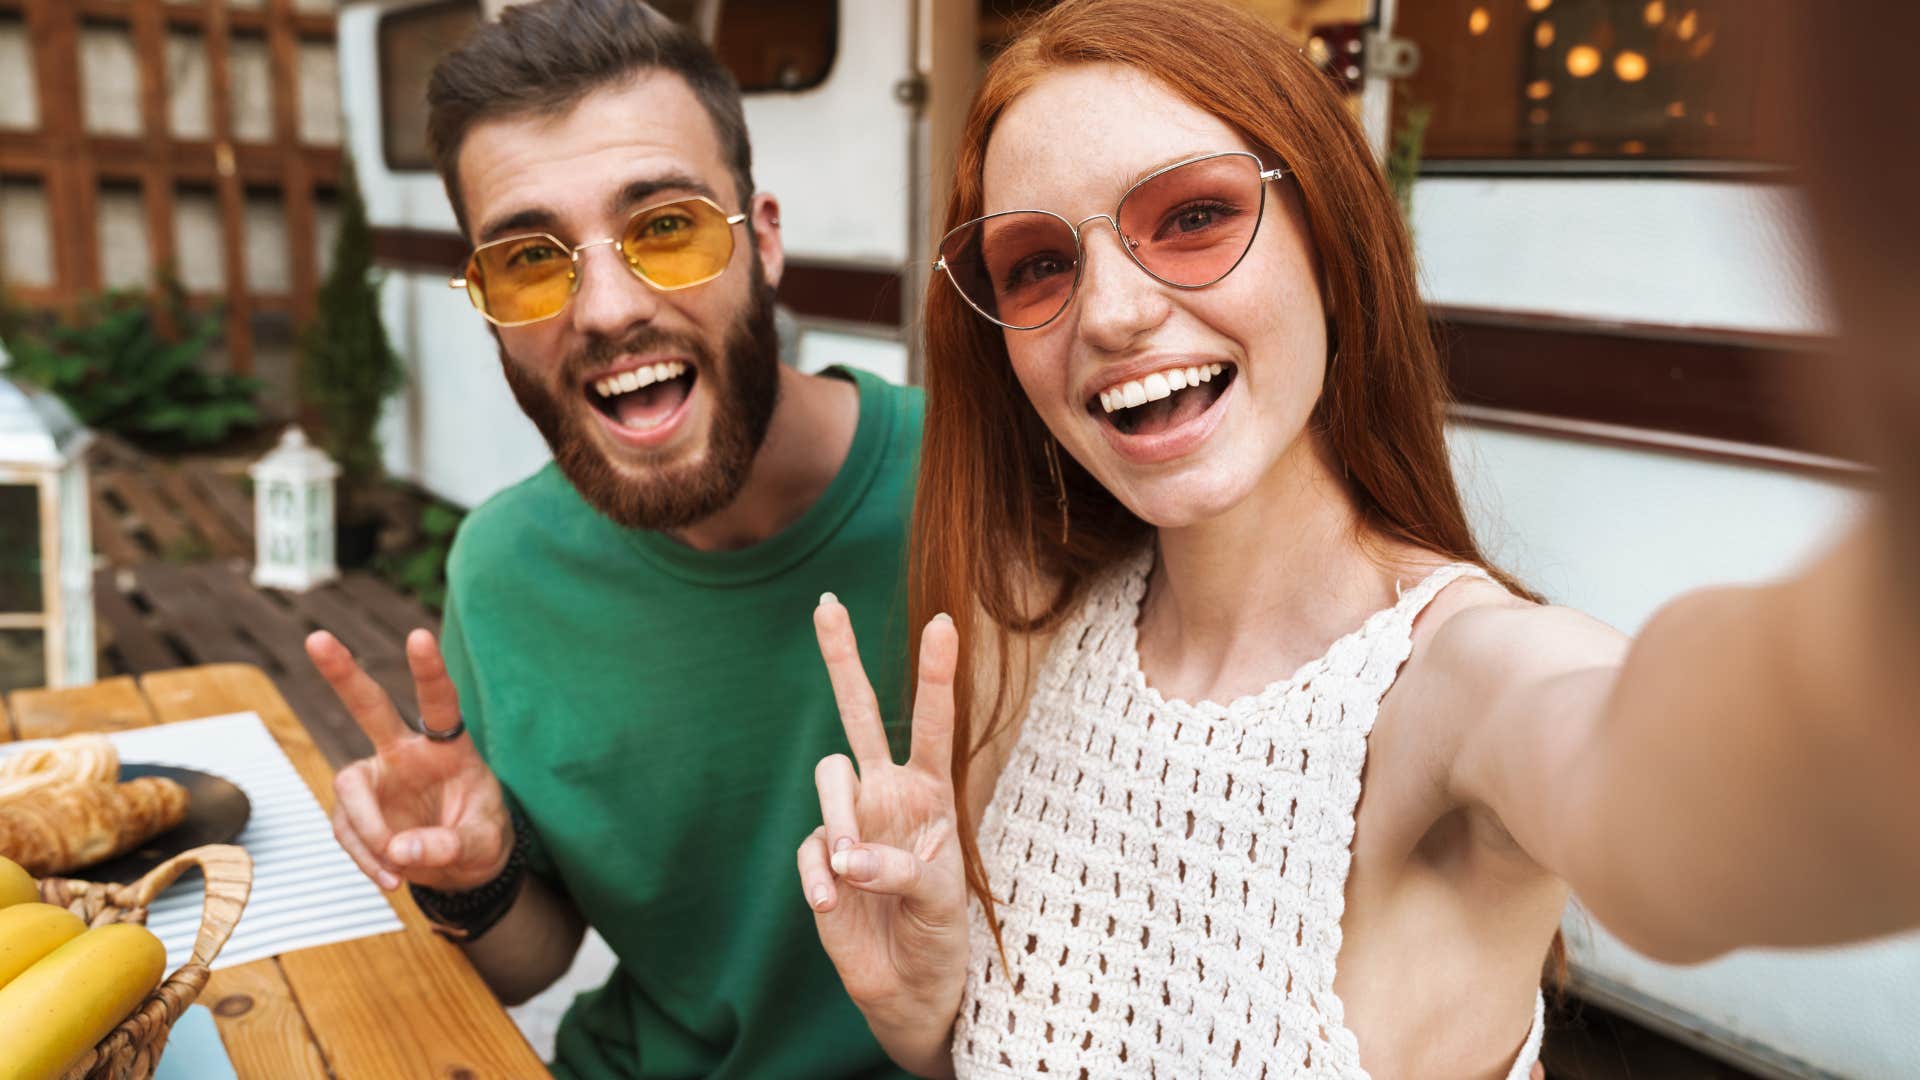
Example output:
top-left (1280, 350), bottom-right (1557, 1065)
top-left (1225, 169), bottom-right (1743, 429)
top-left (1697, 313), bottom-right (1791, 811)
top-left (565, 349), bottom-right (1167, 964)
top-left (426, 0), bottom-right (753, 235)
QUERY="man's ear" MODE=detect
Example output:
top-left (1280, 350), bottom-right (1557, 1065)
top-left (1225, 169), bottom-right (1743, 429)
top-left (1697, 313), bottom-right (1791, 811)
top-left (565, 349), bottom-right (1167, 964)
top-left (750, 192), bottom-right (784, 290)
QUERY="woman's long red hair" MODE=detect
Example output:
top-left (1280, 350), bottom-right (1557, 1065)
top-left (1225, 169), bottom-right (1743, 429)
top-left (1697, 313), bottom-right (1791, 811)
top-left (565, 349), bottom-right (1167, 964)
top-left (909, 0), bottom-right (1561, 985)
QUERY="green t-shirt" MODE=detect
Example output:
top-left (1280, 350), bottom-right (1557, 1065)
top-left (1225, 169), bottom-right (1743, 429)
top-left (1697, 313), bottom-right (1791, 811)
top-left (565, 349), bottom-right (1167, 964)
top-left (441, 367), bottom-right (920, 1080)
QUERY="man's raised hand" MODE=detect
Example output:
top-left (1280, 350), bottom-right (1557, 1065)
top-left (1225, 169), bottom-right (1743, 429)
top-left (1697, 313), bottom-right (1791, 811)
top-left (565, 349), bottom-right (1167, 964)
top-left (306, 629), bottom-right (513, 894)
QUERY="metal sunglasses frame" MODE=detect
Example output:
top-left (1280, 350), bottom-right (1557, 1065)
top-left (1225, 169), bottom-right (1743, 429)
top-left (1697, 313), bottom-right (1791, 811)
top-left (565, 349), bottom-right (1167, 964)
top-left (932, 150), bottom-right (1288, 331)
top-left (449, 194), bottom-right (749, 328)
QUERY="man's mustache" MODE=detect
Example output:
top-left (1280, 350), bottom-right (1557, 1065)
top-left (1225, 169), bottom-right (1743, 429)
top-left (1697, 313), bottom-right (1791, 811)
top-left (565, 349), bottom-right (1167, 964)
top-left (560, 326), bottom-right (713, 384)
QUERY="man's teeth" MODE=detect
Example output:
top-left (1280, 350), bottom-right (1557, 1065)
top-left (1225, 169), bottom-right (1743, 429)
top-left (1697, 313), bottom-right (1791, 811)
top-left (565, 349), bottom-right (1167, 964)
top-left (593, 360), bottom-right (688, 398)
top-left (1099, 363), bottom-right (1225, 414)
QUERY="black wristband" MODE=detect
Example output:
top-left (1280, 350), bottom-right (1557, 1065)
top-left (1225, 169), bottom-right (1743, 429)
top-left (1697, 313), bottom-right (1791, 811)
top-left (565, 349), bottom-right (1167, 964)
top-left (409, 805), bottom-right (530, 943)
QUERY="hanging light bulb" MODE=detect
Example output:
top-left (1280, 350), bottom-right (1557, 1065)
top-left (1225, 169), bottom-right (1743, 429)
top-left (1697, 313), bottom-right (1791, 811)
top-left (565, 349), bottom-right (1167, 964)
top-left (1614, 50), bottom-right (1649, 81)
top-left (1535, 20), bottom-right (1556, 48)
top-left (1469, 6), bottom-right (1491, 35)
top-left (1566, 45), bottom-right (1602, 77)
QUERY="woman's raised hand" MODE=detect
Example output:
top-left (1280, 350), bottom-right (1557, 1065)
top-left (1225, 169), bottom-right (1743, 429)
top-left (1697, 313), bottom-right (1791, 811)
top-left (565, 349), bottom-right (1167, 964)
top-left (797, 596), bottom-right (970, 1075)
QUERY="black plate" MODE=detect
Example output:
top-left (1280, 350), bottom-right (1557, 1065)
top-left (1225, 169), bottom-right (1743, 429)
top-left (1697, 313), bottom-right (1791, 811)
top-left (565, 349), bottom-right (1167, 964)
top-left (81, 764), bottom-right (251, 884)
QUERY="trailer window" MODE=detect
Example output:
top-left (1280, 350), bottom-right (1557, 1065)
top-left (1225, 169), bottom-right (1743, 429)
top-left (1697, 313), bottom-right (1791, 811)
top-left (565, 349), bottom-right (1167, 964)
top-left (979, 2), bottom-right (1372, 88)
top-left (1395, 1), bottom-right (1780, 169)
top-left (714, 0), bottom-right (837, 93)
top-left (379, 1), bottom-right (483, 172)
top-left (376, 0), bottom-right (833, 174)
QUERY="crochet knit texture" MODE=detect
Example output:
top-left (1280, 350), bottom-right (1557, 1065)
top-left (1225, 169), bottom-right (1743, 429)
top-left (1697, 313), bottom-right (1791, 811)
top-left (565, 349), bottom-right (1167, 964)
top-left (951, 550), bottom-right (1544, 1079)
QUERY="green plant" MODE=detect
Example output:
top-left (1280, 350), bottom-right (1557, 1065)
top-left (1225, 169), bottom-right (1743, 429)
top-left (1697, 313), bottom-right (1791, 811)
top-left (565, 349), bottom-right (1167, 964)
top-left (299, 153), bottom-right (404, 523)
top-left (1386, 101), bottom-right (1434, 230)
top-left (162, 534), bottom-right (214, 564)
top-left (375, 498), bottom-right (463, 612)
top-left (0, 285), bottom-right (32, 352)
top-left (3, 280), bottom-right (260, 449)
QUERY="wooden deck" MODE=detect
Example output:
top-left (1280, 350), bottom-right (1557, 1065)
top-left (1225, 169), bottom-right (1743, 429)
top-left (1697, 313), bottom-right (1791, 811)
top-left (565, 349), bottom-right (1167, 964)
top-left (86, 437), bottom-right (437, 768)
top-left (87, 435), bottom-right (258, 565)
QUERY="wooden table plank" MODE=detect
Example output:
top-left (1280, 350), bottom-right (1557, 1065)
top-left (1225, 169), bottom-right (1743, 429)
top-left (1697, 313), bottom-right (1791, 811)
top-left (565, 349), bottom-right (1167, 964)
top-left (202, 952), bottom-right (332, 1078)
top-left (6, 675), bottom-right (155, 738)
top-left (139, 664), bottom-right (547, 1078)
top-left (13, 671), bottom-right (329, 1077)
top-left (139, 665), bottom-right (335, 798)
top-left (0, 692), bottom-right (12, 741)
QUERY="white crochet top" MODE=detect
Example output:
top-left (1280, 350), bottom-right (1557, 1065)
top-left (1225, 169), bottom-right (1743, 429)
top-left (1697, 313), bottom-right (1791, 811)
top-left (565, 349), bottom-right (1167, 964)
top-left (951, 550), bottom-right (1545, 1079)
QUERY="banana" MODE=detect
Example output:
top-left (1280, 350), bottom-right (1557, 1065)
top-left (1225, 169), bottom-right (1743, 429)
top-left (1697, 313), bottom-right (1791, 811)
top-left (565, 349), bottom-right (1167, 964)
top-left (0, 857), bottom-right (34, 909)
top-left (0, 903), bottom-right (85, 990)
top-left (0, 922), bottom-right (166, 1080)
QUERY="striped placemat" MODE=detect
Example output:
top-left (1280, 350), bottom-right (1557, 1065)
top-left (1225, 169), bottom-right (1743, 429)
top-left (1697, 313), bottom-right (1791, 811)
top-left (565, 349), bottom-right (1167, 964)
top-left (4, 712), bottom-right (404, 971)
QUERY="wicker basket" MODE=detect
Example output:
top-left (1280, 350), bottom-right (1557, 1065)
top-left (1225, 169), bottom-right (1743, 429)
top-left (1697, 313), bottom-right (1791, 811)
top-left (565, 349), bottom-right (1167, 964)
top-left (34, 844), bottom-right (253, 1080)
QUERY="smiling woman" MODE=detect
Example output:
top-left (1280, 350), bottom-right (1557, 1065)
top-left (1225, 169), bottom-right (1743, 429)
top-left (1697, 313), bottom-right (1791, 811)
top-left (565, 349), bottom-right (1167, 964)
top-left (897, 9), bottom-right (1565, 1068)
top-left (787, 2), bottom-right (1572, 1076)
top-left (795, 5), bottom-right (1920, 1079)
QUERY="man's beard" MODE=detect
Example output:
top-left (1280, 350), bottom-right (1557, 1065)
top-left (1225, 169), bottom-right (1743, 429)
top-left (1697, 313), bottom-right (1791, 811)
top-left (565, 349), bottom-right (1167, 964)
top-left (500, 264), bottom-right (782, 531)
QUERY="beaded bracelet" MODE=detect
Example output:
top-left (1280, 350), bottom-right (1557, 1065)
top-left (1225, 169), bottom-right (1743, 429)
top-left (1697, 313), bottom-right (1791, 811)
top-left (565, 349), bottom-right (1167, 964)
top-left (409, 805), bottom-right (530, 943)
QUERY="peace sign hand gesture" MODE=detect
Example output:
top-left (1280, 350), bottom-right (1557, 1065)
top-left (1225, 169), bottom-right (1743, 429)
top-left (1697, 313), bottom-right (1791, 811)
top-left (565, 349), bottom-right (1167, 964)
top-left (306, 629), bottom-right (514, 895)
top-left (797, 596), bottom-right (970, 1075)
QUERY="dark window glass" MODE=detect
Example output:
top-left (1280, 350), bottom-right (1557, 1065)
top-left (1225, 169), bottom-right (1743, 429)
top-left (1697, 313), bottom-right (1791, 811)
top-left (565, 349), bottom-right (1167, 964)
top-left (1395, 1), bottom-right (1777, 165)
top-left (0, 484), bottom-right (42, 614)
top-left (379, 1), bottom-right (483, 172)
top-left (0, 628), bottom-right (46, 694)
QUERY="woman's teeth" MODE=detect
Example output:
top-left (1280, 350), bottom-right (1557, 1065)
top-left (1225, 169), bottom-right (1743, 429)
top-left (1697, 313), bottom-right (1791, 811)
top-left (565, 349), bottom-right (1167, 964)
top-left (1099, 363), bottom-right (1225, 414)
top-left (594, 361), bottom-right (688, 398)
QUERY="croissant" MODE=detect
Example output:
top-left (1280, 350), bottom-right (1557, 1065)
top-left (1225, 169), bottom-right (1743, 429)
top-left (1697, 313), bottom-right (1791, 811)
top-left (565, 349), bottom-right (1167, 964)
top-left (0, 778), bottom-right (190, 876)
top-left (0, 735), bottom-right (119, 803)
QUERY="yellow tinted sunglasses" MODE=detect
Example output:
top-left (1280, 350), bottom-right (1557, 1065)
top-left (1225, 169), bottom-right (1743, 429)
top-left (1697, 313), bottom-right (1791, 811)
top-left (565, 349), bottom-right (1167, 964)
top-left (451, 195), bottom-right (748, 327)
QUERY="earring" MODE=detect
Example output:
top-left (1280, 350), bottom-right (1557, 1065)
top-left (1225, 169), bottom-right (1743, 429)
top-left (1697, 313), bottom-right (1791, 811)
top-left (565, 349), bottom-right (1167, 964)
top-left (1043, 438), bottom-right (1070, 545)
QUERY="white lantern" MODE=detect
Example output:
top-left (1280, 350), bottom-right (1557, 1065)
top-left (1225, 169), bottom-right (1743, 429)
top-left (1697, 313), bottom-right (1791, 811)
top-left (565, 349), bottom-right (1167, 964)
top-left (0, 371), bottom-right (96, 692)
top-left (250, 426), bottom-right (340, 592)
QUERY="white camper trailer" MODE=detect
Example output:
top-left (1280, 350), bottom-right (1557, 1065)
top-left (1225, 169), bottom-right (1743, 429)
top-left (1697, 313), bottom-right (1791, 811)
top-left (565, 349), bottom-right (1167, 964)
top-left (337, 2), bottom-right (1914, 1075)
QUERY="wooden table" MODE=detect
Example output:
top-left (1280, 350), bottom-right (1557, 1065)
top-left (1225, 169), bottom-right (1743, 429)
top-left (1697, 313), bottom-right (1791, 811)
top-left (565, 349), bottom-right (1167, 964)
top-left (1, 664), bottom-right (550, 1079)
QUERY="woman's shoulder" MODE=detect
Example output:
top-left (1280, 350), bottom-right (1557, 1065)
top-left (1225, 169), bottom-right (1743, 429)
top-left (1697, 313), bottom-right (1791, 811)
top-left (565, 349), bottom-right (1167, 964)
top-left (1389, 551), bottom-right (1628, 711)
top-left (1369, 551), bottom-right (1628, 836)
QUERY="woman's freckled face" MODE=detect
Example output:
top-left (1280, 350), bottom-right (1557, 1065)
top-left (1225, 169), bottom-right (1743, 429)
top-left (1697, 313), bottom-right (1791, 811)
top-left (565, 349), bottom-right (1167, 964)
top-left (981, 64), bottom-right (1330, 529)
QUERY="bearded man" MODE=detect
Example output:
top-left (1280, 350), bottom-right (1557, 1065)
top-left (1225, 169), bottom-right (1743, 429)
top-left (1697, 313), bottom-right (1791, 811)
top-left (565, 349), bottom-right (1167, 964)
top-left (304, 2), bottom-right (919, 1076)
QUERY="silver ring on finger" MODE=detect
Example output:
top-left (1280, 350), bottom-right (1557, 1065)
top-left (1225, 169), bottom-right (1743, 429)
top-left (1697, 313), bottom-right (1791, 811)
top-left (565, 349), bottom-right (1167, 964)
top-left (404, 711), bottom-right (467, 742)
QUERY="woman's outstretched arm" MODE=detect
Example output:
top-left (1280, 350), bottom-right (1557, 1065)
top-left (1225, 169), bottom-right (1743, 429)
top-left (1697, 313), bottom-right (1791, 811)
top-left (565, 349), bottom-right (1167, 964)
top-left (1441, 517), bottom-right (1919, 963)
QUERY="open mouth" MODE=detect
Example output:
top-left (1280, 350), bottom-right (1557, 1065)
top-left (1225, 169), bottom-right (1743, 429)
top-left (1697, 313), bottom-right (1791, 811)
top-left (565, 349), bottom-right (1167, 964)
top-left (1090, 362), bottom-right (1236, 437)
top-left (587, 360), bottom-right (698, 434)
